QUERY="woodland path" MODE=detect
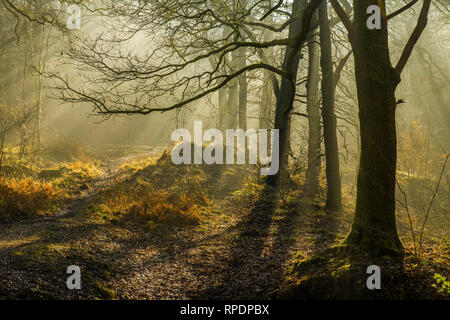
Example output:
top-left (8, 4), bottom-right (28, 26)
top-left (0, 153), bottom-right (346, 300)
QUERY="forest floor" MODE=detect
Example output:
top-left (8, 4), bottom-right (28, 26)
top-left (0, 148), bottom-right (448, 300)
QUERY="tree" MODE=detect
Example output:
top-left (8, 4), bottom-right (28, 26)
top-left (0, 0), bottom-right (59, 162)
top-left (304, 0), bottom-right (352, 203)
top-left (330, 0), bottom-right (432, 255)
top-left (259, 1), bottom-right (276, 131)
top-left (304, 13), bottom-right (322, 201)
top-left (266, 0), bottom-right (323, 188)
top-left (318, 1), bottom-right (342, 211)
top-left (47, 0), bottom-right (323, 189)
top-left (0, 0), bottom-right (72, 152)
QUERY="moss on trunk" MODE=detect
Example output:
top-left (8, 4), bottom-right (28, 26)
top-left (347, 0), bottom-right (403, 256)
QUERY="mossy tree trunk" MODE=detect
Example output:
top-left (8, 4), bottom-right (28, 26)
top-left (344, 0), bottom-right (402, 255)
top-left (329, 0), bottom-right (431, 255)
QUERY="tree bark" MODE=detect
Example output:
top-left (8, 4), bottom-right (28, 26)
top-left (237, 47), bottom-right (248, 131)
top-left (304, 13), bottom-right (321, 200)
top-left (218, 84), bottom-right (228, 129)
top-left (218, 26), bottom-right (229, 130)
top-left (227, 49), bottom-right (240, 129)
top-left (267, 0), bottom-right (308, 187)
top-left (260, 2), bottom-right (275, 130)
top-left (260, 66), bottom-right (273, 130)
top-left (32, 22), bottom-right (43, 148)
top-left (344, 0), bottom-right (403, 255)
top-left (318, 1), bottom-right (342, 211)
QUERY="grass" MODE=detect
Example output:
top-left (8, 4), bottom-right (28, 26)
top-left (118, 154), bottom-right (160, 174)
top-left (0, 156), bottom-right (102, 222)
top-left (1, 145), bottom-right (447, 299)
top-left (279, 237), bottom-right (450, 300)
top-left (66, 161), bottom-right (102, 179)
top-left (46, 161), bottom-right (102, 194)
top-left (86, 154), bottom-right (212, 227)
top-left (89, 184), bottom-right (205, 226)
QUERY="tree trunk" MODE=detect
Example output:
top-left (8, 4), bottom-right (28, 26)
top-left (318, 1), bottom-right (342, 211)
top-left (260, 71), bottom-right (273, 130)
top-left (218, 85), bottom-right (228, 129)
top-left (237, 47), bottom-right (248, 131)
top-left (260, 6), bottom-right (274, 131)
top-left (218, 26), bottom-right (229, 130)
top-left (32, 23), bottom-right (43, 148)
top-left (304, 13), bottom-right (322, 200)
top-left (267, 0), bottom-right (308, 187)
top-left (344, 0), bottom-right (402, 255)
top-left (227, 49), bottom-right (240, 129)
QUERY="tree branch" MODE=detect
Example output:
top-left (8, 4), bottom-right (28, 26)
top-left (395, 0), bottom-right (432, 74)
top-left (333, 50), bottom-right (352, 90)
top-left (260, 0), bottom-right (284, 21)
top-left (387, 0), bottom-right (420, 20)
top-left (49, 63), bottom-right (288, 115)
top-left (329, 0), bottom-right (354, 36)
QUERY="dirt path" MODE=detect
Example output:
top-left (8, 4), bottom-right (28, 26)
top-left (0, 157), bottom-right (349, 300)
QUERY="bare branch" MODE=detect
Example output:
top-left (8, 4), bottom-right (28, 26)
top-left (395, 0), bottom-right (432, 74)
top-left (387, 0), bottom-right (420, 20)
top-left (329, 0), bottom-right (354, 37)
top-left (260, 0), bottom-right (284, 21)
top-left (417, 153), bottom-right (449, 259)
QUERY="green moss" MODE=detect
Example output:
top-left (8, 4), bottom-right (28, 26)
top-left (433, 273), bottom-right (450, 295)
top-left (343, 229), bottom-right (403, 257)
top-left (331, 264), bottom-right (351, 278)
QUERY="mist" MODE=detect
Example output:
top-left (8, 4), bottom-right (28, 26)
top-left (0, 0), bottom-right (448, 302)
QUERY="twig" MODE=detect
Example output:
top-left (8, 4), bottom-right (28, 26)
top-left (417, 154), bottom-right (449, 259)
top-left (396, 179), bottom-right (418, 259)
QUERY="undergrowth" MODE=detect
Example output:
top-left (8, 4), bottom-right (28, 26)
top-left (0, 177), bottom-right (65, 221)
top-left (86, 153), bottom-right (212, 227)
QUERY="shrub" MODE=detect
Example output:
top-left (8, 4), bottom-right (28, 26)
top-left (66, 161), bottom-right (101, 180)
top-left (87, 154), bottom-right (211, 227)
top-left (0, 177), bottom-right (64, 221)
top-left (127, 191), bottom-right (203, 226)
top-left (92, 185), bottom-right (204, 227)
top-left (46, 140), bottom-right (88, 163)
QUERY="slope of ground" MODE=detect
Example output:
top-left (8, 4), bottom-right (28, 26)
top-left (0, 151), bottom-right (448, 300)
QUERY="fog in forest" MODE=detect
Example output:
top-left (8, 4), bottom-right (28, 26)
top-left (0, 0), bottom-right (448, 301)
